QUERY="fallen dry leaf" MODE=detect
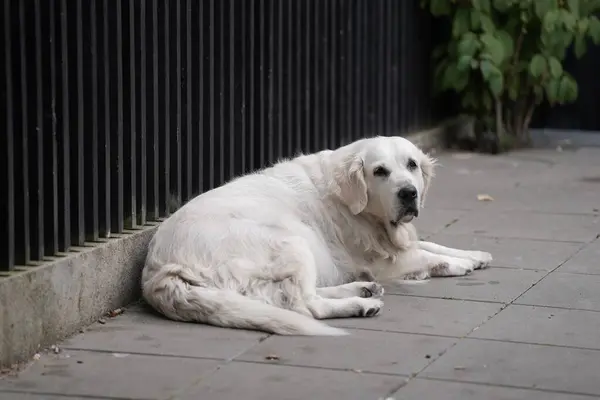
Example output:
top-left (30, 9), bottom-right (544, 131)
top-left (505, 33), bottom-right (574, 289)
top-left (477, 194), bottom-right (494, 202)
top-left (108, 308), bottom-right (124, 318)
top-left (265, 354), bottom-right (280, 361)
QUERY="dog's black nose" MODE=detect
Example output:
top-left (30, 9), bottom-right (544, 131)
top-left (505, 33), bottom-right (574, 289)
top-left (397, 185), bottom-right (417, 201)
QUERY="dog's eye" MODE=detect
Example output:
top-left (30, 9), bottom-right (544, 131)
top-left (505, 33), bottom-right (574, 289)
top-left (373, 166), bottom-right (390, 178)
top-left (407, 159), bottom-right (418, 171)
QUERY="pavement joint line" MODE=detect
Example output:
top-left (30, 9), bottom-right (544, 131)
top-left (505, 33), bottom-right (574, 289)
top-left (337, 326), bottom-right (460, 339)
top-left (162, 333), bottom-right (274, 400)
top-left (57, 347), bottom-right (226, 362)
top-left (510, 234), bottom-right (599, 306)
top-left (512, 302), bottom-right (600, 313)
top-left (385, 293), bottom-right (506, 304)
top-left (439, 233), bottom-right (590, 245)
top-left (228, 358), bottom-right (412, 378)
top-left (0, 389), bottom-right (148, 400)
top-left (409, 376), bottom-right (600, 398)
top-left (462, 336), bottom-right (600, 352)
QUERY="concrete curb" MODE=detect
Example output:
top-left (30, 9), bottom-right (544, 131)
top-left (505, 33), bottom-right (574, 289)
top-left (0, 225), bottom-right (158, 369)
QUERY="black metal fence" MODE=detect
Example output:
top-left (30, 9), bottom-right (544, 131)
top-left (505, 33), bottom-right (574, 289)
top-left (1, 0), bottom-right (441, 272)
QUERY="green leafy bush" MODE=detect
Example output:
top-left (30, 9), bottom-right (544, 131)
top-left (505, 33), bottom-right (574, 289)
top-left (422, 0), bottom-right (600, 151)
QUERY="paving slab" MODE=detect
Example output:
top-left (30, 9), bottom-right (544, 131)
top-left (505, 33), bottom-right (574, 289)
top-left (61, 305), bottom-right (267, 360)
top-left (394, 378), bottom-right (597, 400)
top-left (178, 362), bottom-right (404, 400)
top-left (516, 272), bottom-right (600, 312)
top-left (558, 238), bottom-right (600, 275)
top-left (443, 209), bottom-right (600, 242)
top-left (0, 350), bottom-right (220, 400)
top-left (0, 394), bottom-right (108, 400)
top-left (330, 295), bottom-right (502, 337)
top-left (427, 233), bottom-right (583, 270)
top-left (421, 339), bottom-right (600, 396)
top-left (235, 330), bottom-right (456, 376)
top-left (412, 208), bottom-right (467, 238)
top-left (469, 304), bottom-right (600, 349)
top-left (385, 268), bottom-right (546, 303)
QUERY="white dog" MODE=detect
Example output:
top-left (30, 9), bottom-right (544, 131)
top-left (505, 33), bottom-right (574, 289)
top-left (141, 136), bottom-right (492, 336)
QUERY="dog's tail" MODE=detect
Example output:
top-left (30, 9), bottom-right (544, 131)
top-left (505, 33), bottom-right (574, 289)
top-left (142, 263), bottom-right (348, 336)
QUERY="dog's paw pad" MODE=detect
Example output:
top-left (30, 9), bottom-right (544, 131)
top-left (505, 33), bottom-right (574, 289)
top-left (359, 282), bottom-right (384, 298)
top-left (358, 299), bottom-right (383, 318)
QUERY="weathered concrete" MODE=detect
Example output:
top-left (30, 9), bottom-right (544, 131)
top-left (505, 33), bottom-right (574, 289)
top-left (2, 147), bottom-right (600, 400)
top-left (0, 225), bottom-right (158, 369)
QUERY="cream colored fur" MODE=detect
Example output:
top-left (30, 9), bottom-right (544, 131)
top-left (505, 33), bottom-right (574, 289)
top-left (141, 136), bottom-right (492, 336)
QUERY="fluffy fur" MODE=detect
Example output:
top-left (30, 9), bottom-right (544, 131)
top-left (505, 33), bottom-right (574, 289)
top-left (141, 136), bottom-right (492, 336)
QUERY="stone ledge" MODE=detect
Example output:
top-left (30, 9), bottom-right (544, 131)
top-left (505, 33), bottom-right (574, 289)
top-left (0, 225), bottom-right (158, 369)
top-left (406, 115), bottom-right (473, 153)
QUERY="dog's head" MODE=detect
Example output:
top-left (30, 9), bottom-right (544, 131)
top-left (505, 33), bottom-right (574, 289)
top-left (328, 136), bottom-right (436, 226)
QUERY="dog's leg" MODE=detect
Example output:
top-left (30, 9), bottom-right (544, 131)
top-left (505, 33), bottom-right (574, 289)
top-left (306, 296), bottom-right (383, 319)
top-left (418, 241), bottom-right (492, 269)
top-left (381, 247), bottom-right (485, 281)
top-left (317, 282), bottom-right (384, 299)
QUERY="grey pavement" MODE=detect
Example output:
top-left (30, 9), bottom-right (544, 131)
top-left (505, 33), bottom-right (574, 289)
top-left (2, 147), bottom-right (600, 400)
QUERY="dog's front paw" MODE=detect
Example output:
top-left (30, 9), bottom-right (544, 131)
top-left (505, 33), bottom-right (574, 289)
top-left (359, 282), bottom-right (385, 298)
top-left (357, 298), bottom-right (384, 317)
top-left (466, 251), bottom-right (493, 269)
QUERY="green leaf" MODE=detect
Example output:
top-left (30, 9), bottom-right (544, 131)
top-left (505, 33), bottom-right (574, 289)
top-left (454, 70), bottom-right (470, 91)
top-left (495, 30), bottom-right (514, 60)
top-left (548, 57), bottom-right (563, 78)
top-left (535, 0), bottom-right (558, 20)
top-left (529, 54), bottom-right (547, 78)
top-left (588, 16), bottom-right (600, 45)
top-left (453, 9), bottom-right (471, 38)
top-left (480, 14), bottom-right (495, 32)
top-left (471, 10), bottom-right (482, 30)
top-left (493, 0), bottom-right (514, 12)
top-left (430, 0), bottom-right (451, 16)
top-left (479, 59), bottom-right (500, 80)
top-left (545, 79), bottom-right (560, 103)
top-left (441, 63), bottom-right (461, 91)
top-left (558, 75), bottom-right (578, 103)
top-left (481, 33), bottom-right (505, 64)
top-left (559, 9), bottom-right (577, 31)
top-left (457, 33), bottom-right (479, 57)
top-left (574, 35), bottom-right (587, 58)
top-left (457, 55), bottom-right (473, 71)
top-left (543, 10), bottom-right (560, 32)
top-left (568, 0), bottom-right (580, 18)
top-left (489, 73), bottom-right (504, 96)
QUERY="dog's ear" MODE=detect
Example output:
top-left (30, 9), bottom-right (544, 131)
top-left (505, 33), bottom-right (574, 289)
top-left (420, 153), bottom-right (437, 208)
top-left (329, 149), bottom-right (368, 215)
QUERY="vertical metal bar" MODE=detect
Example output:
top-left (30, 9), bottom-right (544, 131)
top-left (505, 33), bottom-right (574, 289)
top-left (208, 0), bottom-right (215, 189)
top-left (125, 0), bottom-right (137, 229)
top-left (173, 0), bottom-right (182, 205)
top-left (70, 0), bottom-right (85, 246)
top-left (184, 0), bottom-right (192, 201)
top-left (302, 0), bottom-right (314, 151)
top-left (346, 0), bottom-right (354, 141)
top-left (267, 0), bottom-right (274, 162)
top-left (249, 0), bottom-right (255, 171)
top-left (276, 0), bottom-right (283, 157)
top-left (321, 0), bottom-right (328, 150)
top-left (286, 0), bottom-right (293, 156)
top-left (138, 0), bottom-right (147, 225)
top-left (399, 1), bottom-right (408, 132)
top-left (86, 0), bottom-right (100, 241)
top-left (304, 0), bottom-right (311, 152)
top-left (112, 0), bottom-right (124, 233)
top-left (390, 0), bottom-right (399, 134)
top-left (240, 0), bottom-right (247, 173)
top-left (312, 0), bottom-right (320, 153)
top-left (197, 0), bottom-right (205, 192)
top-left (330, 0), bottom-right (337, 147)
top-left (377, 0), bottom-right (385, 135)
top-left (228, 0), bottom-right (235, 179)
top-left (148, 0), bottom-right (159, 220)
top-left (1, 0), bottom-right (15, 270)
top-left (98, 0), bottom-right (110, 237)
top-left (31, 0), bottom-right (45, 258)
top-left (44, 0), bottom-right (59, 255)
top-left (217, 0), bottom-right (225, 184)
top-left (161, 0), bottom-right (170, 216)
top-left (258, 0), bottom-right (265, 166)
top-left (16, 0), bottom-right (31, 263)
top-left (384, 0), bottom-right (392, 134)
